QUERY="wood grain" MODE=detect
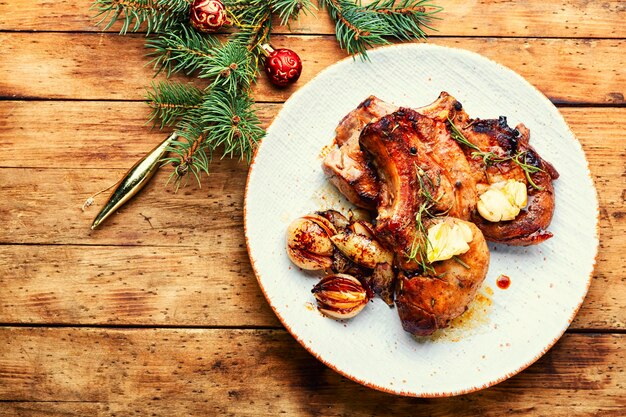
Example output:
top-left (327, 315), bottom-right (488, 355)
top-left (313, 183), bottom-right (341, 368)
top-left (0, 101), bottom-right (276, 169)
top-left (0, 33), bottom-right (624, 104)
top-left (1, 0), bottom-right (625, 38)
top-left (2, 101), bottom-right (625, 169)
top-left (0, 165), bottom-right (248, 246)
top-left (0, 245), bottom-right (280, 327)
top-left (0, 102), bottom-right (623, 329)
top-left (0, 0), bottom-right (624, 411)
top-left (0, 328), bottom-right (624, 416)
top-left (0, 238), bottom-right (622, 330)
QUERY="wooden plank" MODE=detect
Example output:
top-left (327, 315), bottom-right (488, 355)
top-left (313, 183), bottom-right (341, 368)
top-left (0, 103), bottom-right (623, 329)
top-left (1, 0), bottom-right (625, 38)
top-left (0, 237), bottom-right (622, 330)
top-left (0, 329), bottom-right (623, 416)
top-left (0, 101), bottom-right (276, 169)
top-left (2, 102), bottom-right (624, 169)
top-left (0, 164), bottom-right (248, 246)
top-left (0, 245), bottom-right (280, 327)
top-left (0, 33), bottom-right (624, 104)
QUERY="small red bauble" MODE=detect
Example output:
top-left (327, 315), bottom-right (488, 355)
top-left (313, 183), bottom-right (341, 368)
top-left (261, 44), bottom-right (303, 87)
top-left (190, 0), bottom-right (229, 33)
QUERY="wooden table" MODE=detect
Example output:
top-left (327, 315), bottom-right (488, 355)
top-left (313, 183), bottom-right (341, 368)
top-left (0, 1), bottom-right (624, 415)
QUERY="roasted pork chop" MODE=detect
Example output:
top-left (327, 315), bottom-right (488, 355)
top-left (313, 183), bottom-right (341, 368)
top-left (451, 115), bottom-right (560, 245)
top-left (359, 107), bottom-right (478, 270)
top-left (359, 108), bottom-right (490, 336)
top-left (325, 91), bottom-right (558, 246)
top-left (322, 92), bottom-right (471, 211)
top-left (395, 218), bottom-right (490, 336)
top-left (359, 108), bottom-right (451, 270)
top-left (322, 96), bottom-right (397, 209)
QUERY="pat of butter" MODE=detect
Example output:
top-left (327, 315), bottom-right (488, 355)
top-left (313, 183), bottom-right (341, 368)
top-left (426, 221), bottom-right (473, 263)
top-left (477, 179), bottom-right (528, 222)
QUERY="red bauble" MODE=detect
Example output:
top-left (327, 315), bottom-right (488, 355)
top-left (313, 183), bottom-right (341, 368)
top-left (262, 44), bottom-right (303, 87)
top-left (190, 0), bottom-right (229, 33)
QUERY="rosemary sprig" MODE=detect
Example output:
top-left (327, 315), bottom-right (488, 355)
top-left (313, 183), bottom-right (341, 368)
top-left (407, 201), bottom-right (435, 274)
top-left (452, 255), bottom-right (470, 269)
top-left (447, 117), bottom-right (544, 190)
top-left (513, 152), bottom-right (544, 190)
top-left (406, 165), bottom-right (447, 274)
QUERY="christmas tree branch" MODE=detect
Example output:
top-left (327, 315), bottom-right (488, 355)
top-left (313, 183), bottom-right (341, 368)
top-left (225, 0), bottom-right (272, 61)
top-left (146, 81), bottom-right (204, 128)
top-left (319, 0), bottom-right (441, 57)
top-left (157, 73), bottom-right (264, 189)
top-left (91, 0), bottom-right (190, 34)
top-left (198, 40), bottom-right (255, 93)
top-left (93, 0), bottom-right (441, 192)
top-left (270, 0), bottom-right (317, 25)
top-left (161, 134), bottom-right (208, 190)
top-left (147, 24), bottom-right (219, 76)
top-left (363, 0), bottom-right (442, 39)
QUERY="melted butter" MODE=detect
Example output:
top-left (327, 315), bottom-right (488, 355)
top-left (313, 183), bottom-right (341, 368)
top-left (477, 179), bottom-right (527, 222)
top-left (426, 220), bottom-right (473, 263)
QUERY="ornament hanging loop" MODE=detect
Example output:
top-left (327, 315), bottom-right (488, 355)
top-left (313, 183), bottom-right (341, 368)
top-left (260, 43), bottom-right (275, 57)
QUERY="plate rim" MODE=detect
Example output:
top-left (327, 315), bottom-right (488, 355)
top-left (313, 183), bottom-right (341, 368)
top-left (243, 42), bottom-right (599, 397)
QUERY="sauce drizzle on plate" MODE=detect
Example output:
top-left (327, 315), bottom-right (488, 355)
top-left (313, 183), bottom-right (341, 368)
top-left (496, 274), bottom-right (511, 290)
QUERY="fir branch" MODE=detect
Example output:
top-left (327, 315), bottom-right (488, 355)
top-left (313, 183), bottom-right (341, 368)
top-left (270, 0), bottom-right (317, 26)
top-left (161, 134), bottom-right (210, 190)
top-left (225, 0), bottom-right (271, 30)
top-left (199, 40), bottom-right (255, 94)
top-left (147, 24), bottom-right (219, 76)
top-left (160, 81), bottom-right (263, 187)
top-left (226, 1), bottom-right (273, 62)
top-left (200, 87), bottom-right (264, 161)
top-left (319, 0), bottom-right (441, 58)
top-left (364, 0), bottom-right (442, 41)
top-left (146, 81), bottom-right (204, 128)
top-left (161, 85), bottom-right (264, 187)
top-left (321, 0), bottom-right (387, 56)
top-left (176, 84), bottom-right (264, 162)
top-left (91, 0), bottom-right (189, 34)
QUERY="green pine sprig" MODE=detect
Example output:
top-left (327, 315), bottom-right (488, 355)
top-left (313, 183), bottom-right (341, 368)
top-left (147, 24), bottom-right (220, 76)
top-left (147, 81), bottom-right (204, 128)
top-left (198, 40), bottom-right (255, 94)
top-left (93, 0), bottom-right (441, 189)
top-left (270, 0), bottom-right (317, 25)
top-left (319, 0), bottom-right (442, 58)
top-left (91, 0), bottom-right (189, 34)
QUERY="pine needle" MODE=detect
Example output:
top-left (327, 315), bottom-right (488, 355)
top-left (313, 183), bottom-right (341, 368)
top-left (92, 0), bottom-right (442, 188)
top-left (320, 0), bottom-right (442, 59)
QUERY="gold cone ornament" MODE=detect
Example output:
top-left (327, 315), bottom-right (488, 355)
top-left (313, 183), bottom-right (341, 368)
top-left (91, 132), bottom-right (178, 229)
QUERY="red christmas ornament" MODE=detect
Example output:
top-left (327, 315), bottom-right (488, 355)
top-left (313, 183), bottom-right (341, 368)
top-left (261, 44), bottom-right (303, 87)
top-left (190, 0), bottom-right (229, 33)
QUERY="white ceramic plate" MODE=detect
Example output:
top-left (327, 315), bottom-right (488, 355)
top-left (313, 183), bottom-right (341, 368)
top-left (244, 44), bottom-right (598, 397)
